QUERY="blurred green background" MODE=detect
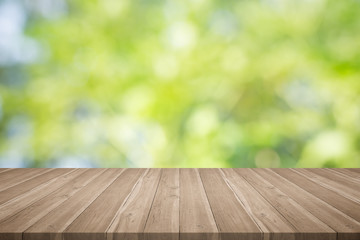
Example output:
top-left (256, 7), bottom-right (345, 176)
top-left (0, 0), bottom-right (360, 168)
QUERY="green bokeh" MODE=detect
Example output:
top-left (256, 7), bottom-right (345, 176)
top-left (0, 0), bottom-right (360, 167)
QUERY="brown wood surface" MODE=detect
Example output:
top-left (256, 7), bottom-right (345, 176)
top-left (64, 168), bottom-right (145, 240)
top-left (275, 168), bottom-right (360, 222)
top-left (299, 168), bottom-right (360, 203)
top-left (0, 168), bottom-right (9, 173)
top-left (180, 169), bottom-right (218, 240)
top-left (328, 168), bottom-right (360, 182)
top-left (107, 168), bottom-right (162, 240)
top-left (221, 169), bottom-right (296, 240)
top-left (348, 168), bottom-right (360, 174)
top-left (144, 168), bottom-right (180, 240)
top-left (235, 168), bottom-right (336, 240)
top-left (199, 169), bottom-right (262, 240)
top-left (254, 168), bottom-right (360, 240)
top-left (24, 169), bottom-right (123, 240)
top-left (0, 168), bottom-right (50, 191)
top-left (0, 168), bottom-right (359, 240)
top-left (0, 168), bottom-right (71, 205)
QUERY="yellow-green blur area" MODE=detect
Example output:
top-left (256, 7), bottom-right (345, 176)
top-left (0, 0), bottom-right (359, 168)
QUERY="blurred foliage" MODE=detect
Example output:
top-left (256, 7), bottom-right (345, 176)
top-left (0, 0), bottom-right (360, 167)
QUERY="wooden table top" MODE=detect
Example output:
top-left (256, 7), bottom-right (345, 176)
top-left (0, 168), bottom-right (359, 240)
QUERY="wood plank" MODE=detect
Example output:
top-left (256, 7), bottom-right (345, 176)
top-left (0, 168), bottom-right (50, 191)
top-left (254, 168), bottom-right (360, 240)
top-left (0, 168), bottom-right (105, 240)
top-left (0, 168), bottom-right (359, 240)
top-left (234, 168), bottom-right (336, 240)
top-left (0, 168), bottom-right (70, 205)
top-left (0, 169), bottom-right (81, 222)
top-left (298, 168), bottom-right (360, 203)
top-left (221, 168), bottom-right (296, 240)
top-left (64, 168), bottom-right (146, 240)
top-left (273, 168), bottom-right (360, 222)
top-left (23, 169), bottom-right (124, 240)
top-left (107, 169), bottom-right (162, 240)
top-left (179, 169), bottom-right (218, 240)
top-left (347, 168), bottom-right (360, 174)
top-left (0, 168), bottom-right (10, 173)
top-left (328, 168), bottom-right (360, 182)
top-left (199, 169), bottom-right (261, 240)
top-left (144, 168), bottom-right (180, 240)
top-left (0, 169), bottom-right (26, 187)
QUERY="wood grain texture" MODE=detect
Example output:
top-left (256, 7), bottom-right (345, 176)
top-left (23, 169), bottom-right (123, 240)
top-left (107, 168), bottom-right (161, 240)
top-left (180, 169), bottom-right (218, 240)
top-left (328, 168), bottom-right (360, 181)
top-left (0, 169), bottom-right (105, 240)
top-left (235, 168), bottom-right (336, 240)
top-left (0, 168), bottom-right (359, 240)
top-left (199, 169), bottom-right (262, 240)
top-left (0, 169), bottom-right (80, 222)
top-left (144, 168), bottom-right (180, 240)
top-left (298, 168), bottom-right (360, 203)
top-left (64, 168), bottom-right (145, 240)
top-left (274, 168), bottom-right (360, 222)
top-left (254, 168), bottom-right (360, 240)
top-left (0, 168), bottom-right (70, 205)
top-left (0, 168), bottom-right (50, 191)
top-left (221, 168), bottom-right (296, 240)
